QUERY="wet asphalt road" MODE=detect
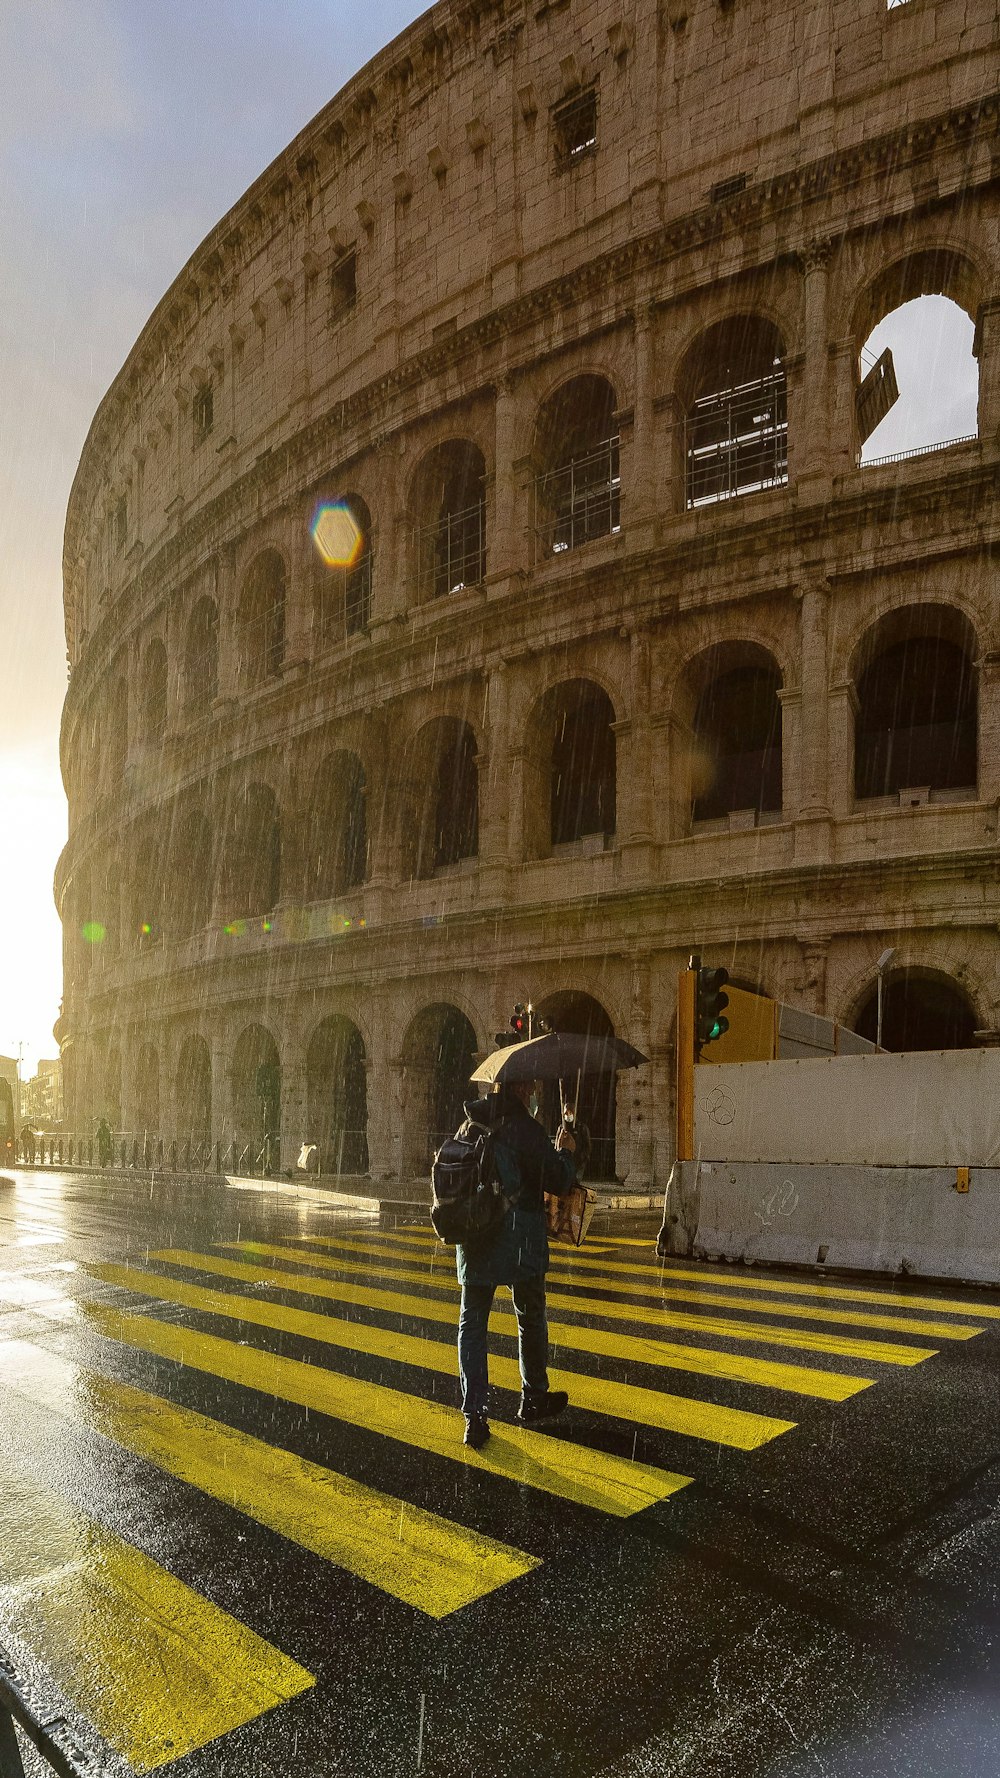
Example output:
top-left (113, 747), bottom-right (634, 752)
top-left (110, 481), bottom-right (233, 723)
top-left (1, 1168), bottom-right (1000, 1778)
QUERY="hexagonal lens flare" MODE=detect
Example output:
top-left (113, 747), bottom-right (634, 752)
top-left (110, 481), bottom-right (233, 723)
top-left (311, 501), bottom-right (363, 568)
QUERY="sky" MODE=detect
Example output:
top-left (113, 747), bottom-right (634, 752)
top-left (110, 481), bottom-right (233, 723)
top-left (0, 3), bottom-right (980, 1079)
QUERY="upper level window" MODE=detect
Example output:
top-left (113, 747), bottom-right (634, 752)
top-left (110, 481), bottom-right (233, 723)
top-left (331, 251), bottom-right (357, 324)
top-left (193, 384), bottom-right (214, 444)
top-left (553, 89), bottom-right (597, 168)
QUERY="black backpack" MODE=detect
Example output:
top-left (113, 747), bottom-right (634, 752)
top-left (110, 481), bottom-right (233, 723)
top-left (430, 1117), bottom-right (510, 1245)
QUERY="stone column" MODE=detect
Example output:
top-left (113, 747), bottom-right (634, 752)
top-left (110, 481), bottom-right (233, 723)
top-left (211, 1035), bottom-right (232, 1155)
top-left (487, 375), bottom-right (528, 584)
top-left (283, 502), bottom-right (315, 671)
top-left (977, 650), bottom-right (1000, 805)
top-left (365, 1044), bottom-right (403, 1181)
top-left (627, 301), bottom-right (658, 531)
top-left (975, 299), bottom-right (1000, 448)
top-left (828, 679), bottom-right (860, 818)
top-left (655, 393), bottom-right (687, 518)
top-left (478, 665), bottom-right (510, 896)
top-left (370, 446), bottom-right (408, 629)
top-left (828, 337), bottom-right (859, 479)
top-left (280, 1031), bottom-right (308, 1174)
top-left (794, 576), bottom-right (833, 862)
top-left (792, 241), bottom-right (832, 491)
top-left (616, 959), bottom-right (655, 1185)
top-left (215, 545), bottom-right (240, 703)
top-left (617, 629), bottom-right (654, 871)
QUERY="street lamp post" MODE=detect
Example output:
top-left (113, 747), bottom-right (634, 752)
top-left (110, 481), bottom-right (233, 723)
top-left (875, 948), bottom-right (896, 1052)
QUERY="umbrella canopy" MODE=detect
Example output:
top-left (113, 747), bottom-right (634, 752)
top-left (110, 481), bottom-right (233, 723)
top-left (470, 1031), bottom-right (648, 1086)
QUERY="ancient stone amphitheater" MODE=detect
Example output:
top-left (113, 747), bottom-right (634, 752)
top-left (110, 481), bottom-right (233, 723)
top-left (57, 0), bottom-right (999, 1184)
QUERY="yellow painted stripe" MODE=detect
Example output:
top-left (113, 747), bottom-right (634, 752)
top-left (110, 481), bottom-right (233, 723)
top-left (0, 1448), bottom-right (312, 1773)
top-left (83, 1302), bottom-right (691, 1516)
top-left (89, 1261), bottom-right (794, 1452)
top-left (226, 1239), bottom-right (935, 1369)
top-left (0, 1339), bottom-right (537, 1619)
top-left (382, 1228), bottom-right (1000, 1322)
top-left (186, 1245), bottom-right (866, 1404)
top-left (305, 1232), bottom-right (980, 1342)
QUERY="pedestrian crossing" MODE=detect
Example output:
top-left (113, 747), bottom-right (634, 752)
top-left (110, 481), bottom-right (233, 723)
top-left (0, 1216), bottom-right (994, 1774)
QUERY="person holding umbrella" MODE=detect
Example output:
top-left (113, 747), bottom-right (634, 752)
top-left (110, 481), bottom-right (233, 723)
top-left (456, 1076), bottom-right (577, 1451)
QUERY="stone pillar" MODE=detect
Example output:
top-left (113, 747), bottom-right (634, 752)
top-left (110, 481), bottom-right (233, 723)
top-left (792, 241), bottom-right (832, 491)
top-left (797, 937), bottom-right (830, 1016)
top-left (828, 680), bottom-right (860, 818)
top-left (365, 1044), bottom-right (403, 1181)
top-left (795, 576), bottom-right (833, 862)
top-left (280, 1032), bottom-right (308, 1174)
top-left (617, 630), bottom-right (654, 868)
top-left (828, 338), bottom-right (859, 479)
top-left (211, 1035), bottom-right (232, 1154)
top-left (975, 299), bottom-right (1000, 448)
top-left (283, 504), bottom-right (315, 672)
top-left (370, 447), bottom-right (408, 628)
top-left (215, 545), bottom-right (240, 702)
top-left (655, 394), bottom-right (687, 518)
top-left (488, 375), bottom-right (528, 583)
top-left (627, 301), bottom-right (658, 530)
top-left (978, 650), bottom-right (1000, 805)
top-left (616, 960), bottom-right (655, 1185)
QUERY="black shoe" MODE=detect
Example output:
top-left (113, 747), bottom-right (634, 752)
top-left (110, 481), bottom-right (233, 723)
top-left (463, 1413), bottom-right (490, 1450)
top-left (517, 1390), bottom-right (568, 1424)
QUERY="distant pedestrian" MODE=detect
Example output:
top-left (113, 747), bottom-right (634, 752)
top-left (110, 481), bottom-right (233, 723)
top-left (19, 1124), bottom-right (35, 1165)
top-left (96, 1117), bottom-right (113, 1167)
top-left (456, 1079), bottom-right (576, 1450)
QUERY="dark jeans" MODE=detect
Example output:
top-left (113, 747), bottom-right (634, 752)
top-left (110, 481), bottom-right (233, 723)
top-left (458, 1276), bottom-right (549, 1418)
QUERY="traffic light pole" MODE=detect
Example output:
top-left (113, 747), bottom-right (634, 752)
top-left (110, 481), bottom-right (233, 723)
top-left (676, 961), bottom-right (697, 1162)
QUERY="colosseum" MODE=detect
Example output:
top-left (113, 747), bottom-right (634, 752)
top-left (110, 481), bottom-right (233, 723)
top-left (57, 0), bottom-right (999, 1188)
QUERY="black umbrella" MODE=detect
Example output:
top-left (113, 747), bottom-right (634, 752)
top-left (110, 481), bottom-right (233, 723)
top-left (470, 1031), bottom-right (648, 1086)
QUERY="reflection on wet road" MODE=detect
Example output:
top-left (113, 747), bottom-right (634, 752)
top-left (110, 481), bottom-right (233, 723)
top-left (1, 1169), bottom-right (999, 1776)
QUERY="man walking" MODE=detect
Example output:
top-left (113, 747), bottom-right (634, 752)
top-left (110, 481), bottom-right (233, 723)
top-left (456, 1078), bottom-right (577, 1449)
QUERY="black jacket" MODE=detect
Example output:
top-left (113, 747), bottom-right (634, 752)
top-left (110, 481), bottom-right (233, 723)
top-left (456, 1091), bottom-right (576, 1287)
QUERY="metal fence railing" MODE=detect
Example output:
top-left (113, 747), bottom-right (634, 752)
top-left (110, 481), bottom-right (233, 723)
top-left (14, 1133), bottom-right (276, 1177)
top-left (345, 550), bottom-right (373, 634)
top-left (860, 432), bottom-right (976, 469)
top-left (416, 502), bottom-right (486, 599)
top-left (685, 372), bottom-right (788, 508)
top-left (535, 437), bottom-right (621, 556)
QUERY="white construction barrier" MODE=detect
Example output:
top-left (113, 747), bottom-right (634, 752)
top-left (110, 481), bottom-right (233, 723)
top-left (694, 1049), bottom-right (1000, 1169)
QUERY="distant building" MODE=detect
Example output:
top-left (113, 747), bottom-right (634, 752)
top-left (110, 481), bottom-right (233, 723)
top-left (0, 1057), bottom-right (17, 1165)
top-left (57, 0), bottom-right (1000, 1185)
top-left (21, 1059), bottom-right (63, 1129)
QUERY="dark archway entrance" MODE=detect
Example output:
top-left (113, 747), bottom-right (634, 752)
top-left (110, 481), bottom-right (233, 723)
top-left (306, 1017), bottom-right (369, 1175)
top-left (854, 972), bottom-right (978, 1052)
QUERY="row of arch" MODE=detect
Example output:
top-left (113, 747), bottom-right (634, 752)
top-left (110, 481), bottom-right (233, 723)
top-left (70, 599), bottom-right (984, 951)
top-left (74, 967), bottom-right (986, 1177)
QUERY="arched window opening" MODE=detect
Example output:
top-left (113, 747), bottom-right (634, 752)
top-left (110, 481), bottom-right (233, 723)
top-left (230, 1025), bottom-right (280, 1161)
top-left (547, 681), bottom-right (616, 847)
top-left (312, 495), bottom-right (373, 641)
top-left (854, 971), bottom-right (978, 1053)
top-left (130, 828), bottom-right (165, 948)
top-left (853, 616), bottom-right (977, 801)
top-left (135, 1044), bottom-right (159, 1131)
top-left (102, 679), bottom-right (128, 793)
top-left (185, 597), bottom-right (219, 715)
top-left (306, 1017), bottom-right (369, 1175)
top-left (307, 753), bottom-right (367, 899)
top-left (431, 723), bottom-right (479, 870)
top-left (222, 784), bottom-right (281, 919)
top-left (855, 254), bottom-right (981, 465)
top-left (402, 1004), bottom-right (478, 1171)
top-left (412, 442), bottom-right (486, 599)
top-left (535, 991), bottom-right (617, 1181)
top-left (176, 1036), bottom-right (212, 1141)
top-left (171, 808), bottom-right (214, 935)
top-left (534, 376), bottom-right (620, 556)
top-left (239, 551), bottom-right (286, 686)
top-left (681, 316), bottom-right (787, 508)
top-left (140, 640), bottom-right (167, 745)
top-left (691, 656), bottom-right (783, 822)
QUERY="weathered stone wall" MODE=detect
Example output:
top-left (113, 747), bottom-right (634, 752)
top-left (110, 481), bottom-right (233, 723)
top-left (57, 0), bottom-right (1000, 1180)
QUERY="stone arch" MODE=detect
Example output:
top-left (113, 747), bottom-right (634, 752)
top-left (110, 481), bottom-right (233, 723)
top-left (135, 1042), bottom-right (159, 1130)
top-left (238, 549), bottom-right (286, 686)
top-left (185, 596), bottom-right (219, 715)
top-left (852, 249), bottom-right (984, 461)
top-left (400, 717), bottom-right (479, 878)
top-left (230, 1023), bottom-right (281, 1158)
top-left (676, 641), bottom-right (784, 825)
top-left (312, 492), bottom-right (374, 639)
top-left (220, 781), bottom-right (281, 919)
top-left (676, 314), bottom-right (788, 508)
top-left (534, 989), bottom-right (618, 1181)
top-left (306, 751), bottom-right (367, 899)
top-left (525, 678), bottom-right (617, 855)
top-left (400, 1003), bottom-right (478, 1175)
top-left (850, 967), bottom-right (979, 1053)
top-left (126, 818), bottom-right (166, 949)
top-left (410, 440), bottom-right (486, 600)
top-left (306, 1015), bottom-right (369, 1175)
top-left (533, 373), bottom-right (620, 556)
top-left (849, 604), bottom-right (978, 800)
top-left (176, 1035), bottom-right (212, 1140)
top-left (138, 639), bottom-right (167, 745)
top-left (851, 246), bottom-right (984, 349)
